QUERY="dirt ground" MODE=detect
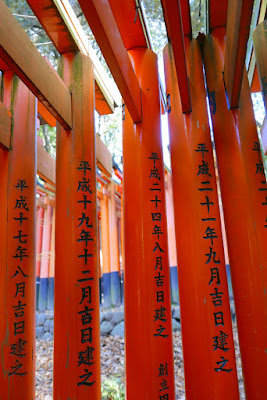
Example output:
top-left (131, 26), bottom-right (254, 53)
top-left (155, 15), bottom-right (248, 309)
top-left (35, 325), bottom-right (245, 400)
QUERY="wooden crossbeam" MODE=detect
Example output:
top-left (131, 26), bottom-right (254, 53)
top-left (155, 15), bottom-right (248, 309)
top-left (0, 0), bottom-right (72, 129)
top-left (161, 0), bottom-right (192, 113)
top-left (108, 0), bottom-right (149, 50)
top-left (248, 0), bottom-right (267, 86)
top-left (77, 0), bottom-right (142, 123)
top-left (180, 0), bottom-right (192, 37)
top-left (26, 0), bottom-right (78, 54)
top-left (0, 103), bottom-right (112, 181)
top-left (0, 57), bottom-right (9, 71)
top-left (105, 0), bottom-right (169, 116)
top-left (37, 136), bottom-right (56, 185)
top-left (0, 100), bottom-right (11, 149)
top-left (245, 0), bottom-right (262, 69)
top-left (26, 0), bottom-right (120, 116)
top-left (37, 133), bottom-right (112, 185)
top-left (224, 0), bottom-right (254, 108)
top-left (38, 100), bottom-right (57, 127)
top-left (96, 134), bottom-right (113, 177)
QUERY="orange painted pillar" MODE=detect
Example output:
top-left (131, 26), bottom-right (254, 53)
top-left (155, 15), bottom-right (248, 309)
top-left (101, 187), bottom-right (111, 307)
top-left (97, 209), bottom-right (102, 304)
top-left (120, 192), bottom-right (125, 302)
top-left (109, 181), bottom-right (121, 306)
top-left (47, 206), bottom-right (55, 310)
top-left (0, 72), bottom-right (36, 399)
top-left (165, 170), bottom-right (178, 304)
top-left (202, 28), bottom-right (267, 399)
top-left (124, 48), bottom-right (175, 400)
top-left (38, 201), bottom-right (53, 311)
top-left (54, 52), bottom-right (100, 398)
top-left (163, 40), bottom-right (239, 399)
top-left (36, 204), bottom-right (44, 309)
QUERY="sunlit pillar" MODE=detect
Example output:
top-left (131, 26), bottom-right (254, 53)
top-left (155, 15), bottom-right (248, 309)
top-left (164, 39), bottom-right (239, 399)
top-left (124, 48), bottom-right (175, 400)
top-left (54, 52), bottom-right (101, 399)
top-left (109, 181), bottom-right (121, 306)
top-left (0, 72), bottom-right (36, 399)
top-left (38, 201), bottom-right (52, 311)
top-left (165, 170), bottom-right (178, 304)
top-left (101, 186), bottom-right (111, 307)
top-left (203, 28), bottom-right (267, 399)
top-left (47, 205), bottom-right (55, 310)
top-left (36, 204), bottom-right (44, 309)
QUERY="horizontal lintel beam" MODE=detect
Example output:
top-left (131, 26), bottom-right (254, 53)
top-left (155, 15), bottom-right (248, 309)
top-left (96, 134), bottom-right (113, 177)
top-left (161, 0), bottom-right (191, 113)
top-left (0, 0), bottom-right (72, 129)
top-left (26, 0), bottom-right (79, 54)
top-left (37, 136), bottom-right (56, 185)
top-left (0, 105), bottom-right (112, 181)
top-left (0, 56), bottom-right (9, 71)
top-left (224, 0), bottom-right (254, 108)
top-left (37, 133), bottom-right (113, 184)
top-left (26, 0), bottom-right (121, 115)
top-left (77, 0), bottom-right (142, 123)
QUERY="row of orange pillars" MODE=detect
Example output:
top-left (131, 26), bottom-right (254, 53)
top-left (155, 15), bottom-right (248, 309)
top-left (36, 166), bottom-right (180, 311)
top-left (0, 29), bottom-right (266, 399)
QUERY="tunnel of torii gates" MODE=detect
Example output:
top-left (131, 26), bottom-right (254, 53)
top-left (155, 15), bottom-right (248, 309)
top-left (34, 146), bottom-right (179, 312)
top-left (0, 0), bottom-right (267, 399)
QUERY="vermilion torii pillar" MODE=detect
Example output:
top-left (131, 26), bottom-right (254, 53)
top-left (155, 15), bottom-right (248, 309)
top-left (165, 170), bottom-right (178, 304)
top-left (38, 201), bottom-right (53, 311)
top-left (0, 72), bottom-right (36, 399)
top-left (163, 40), bottom-right (239, 399)
top-left (54, 52), bottom-right (101, 399)
top-left (47, 205), bottom-right (55, 310)
top-left (123, 48), bottom-right (175, 400)
top-left (36, 204), bottom-right (44, 309)
top-left (101, 186), bottom-right (111, 307)
top-left (202, 29), bottom-right (267, 399)
top-left (109, 181), bottom-right (121, 306)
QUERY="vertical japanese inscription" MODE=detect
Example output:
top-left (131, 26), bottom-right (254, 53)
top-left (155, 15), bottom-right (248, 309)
top-left (76, 161), bottom-right (95, 387)
top-left (148, 153), bottom-right (170, 399)
top-left (196, 144), bottom-right (232, 373)
top-left (10, 180), bottom-right (29, 377)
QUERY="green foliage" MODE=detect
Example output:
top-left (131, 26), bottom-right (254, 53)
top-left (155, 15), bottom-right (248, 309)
top-left (97, 107), bottom-right (123, 168)
top-left (190, 0), bottom-right (206, 37)
top-left (37, 125), bottom-right (56, 159)
top-left (102, 377), bottom-right (125, 400)
top-left (142, 0), bottom-right (167, 53)
top-left (4, 0), bottom-right (59, 68)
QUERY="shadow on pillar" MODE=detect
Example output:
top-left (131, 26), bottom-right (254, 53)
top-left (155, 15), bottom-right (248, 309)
top-left (120, 271), bottom-right (124, 304)
top-left (99, 276), bottom-right (103, 304)
top-left (170, 266), bottom-right (179, 304)
top-left (47, 277), bottom-right (54, 310)
top-left (102, 272), bottom-right (111, 308)
top-left (226, 264), bottom-right (233, 300)
top-left (38, 277), bottom-right (48, 311)
top-left (36, 277), bottom-right (40, 310)
top-left (110, 271), bottom-right (121, 307)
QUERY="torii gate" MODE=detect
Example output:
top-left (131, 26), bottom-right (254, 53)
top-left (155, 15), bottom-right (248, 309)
top-left (0, 0), bottom-right (266, 399)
